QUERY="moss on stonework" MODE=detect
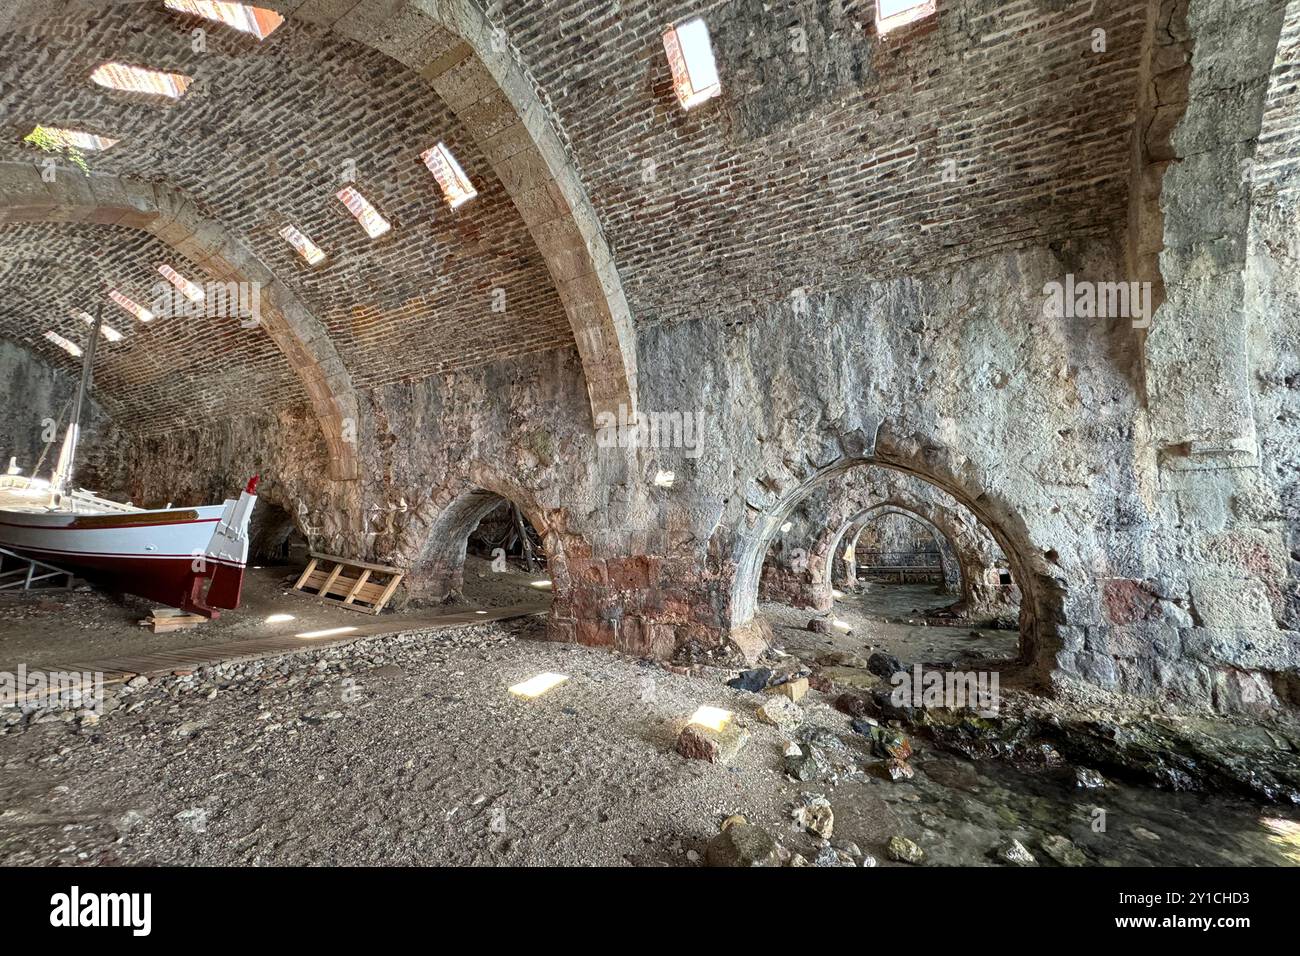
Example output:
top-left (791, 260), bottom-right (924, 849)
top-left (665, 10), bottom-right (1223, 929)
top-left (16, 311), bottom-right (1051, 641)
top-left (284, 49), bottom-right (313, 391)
top-left (23, 125), bottom-right (90, 176)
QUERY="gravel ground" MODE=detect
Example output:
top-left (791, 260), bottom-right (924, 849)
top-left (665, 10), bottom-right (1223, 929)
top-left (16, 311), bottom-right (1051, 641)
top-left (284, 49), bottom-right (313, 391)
top-left (4, 613), bottom-right (1296, 867)
top-left (0, 616), bottom-right (899, 866)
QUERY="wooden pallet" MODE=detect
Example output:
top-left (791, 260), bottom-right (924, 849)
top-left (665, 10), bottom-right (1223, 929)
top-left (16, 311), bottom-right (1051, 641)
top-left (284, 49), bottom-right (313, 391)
top-left (291, 552), bottom-right (405, 615)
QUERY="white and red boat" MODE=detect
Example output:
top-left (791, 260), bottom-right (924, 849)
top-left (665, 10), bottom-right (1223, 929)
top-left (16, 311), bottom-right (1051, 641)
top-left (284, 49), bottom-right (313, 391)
top-left (0, 307), bottom-right (258, 618)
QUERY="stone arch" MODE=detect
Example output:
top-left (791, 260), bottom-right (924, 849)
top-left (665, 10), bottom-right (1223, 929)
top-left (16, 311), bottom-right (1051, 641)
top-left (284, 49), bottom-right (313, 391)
top-left (403, 470), bottom-right (568, 606)
top-left (0, 162), bottom-right (360, 481)
top-left (729, 434), bottom-right (1063, 676)
top-left (0, 0), bottom-right (639, 427)
top-left (831, 503), bottom-right (964, 597)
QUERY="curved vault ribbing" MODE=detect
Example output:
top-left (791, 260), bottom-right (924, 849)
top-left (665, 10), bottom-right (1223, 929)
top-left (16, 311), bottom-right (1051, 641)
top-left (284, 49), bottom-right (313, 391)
top-left (0, 162), bottom-right (360, 480)
top-left (0, 0), bottom-right (639, 427)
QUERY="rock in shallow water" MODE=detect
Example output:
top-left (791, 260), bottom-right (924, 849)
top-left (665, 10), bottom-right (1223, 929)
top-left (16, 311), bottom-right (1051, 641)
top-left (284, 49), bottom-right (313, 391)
top-left (867, 652), bottom-right (904, 678)
top-left (997, 839), bottom-right (1037, 866)
top-left (1075, 767), bottom-right (1107, 789)
top-left (884, 757), bottom-right (915, 781)
top-left (1040, 834), bottom-right (1088, 866)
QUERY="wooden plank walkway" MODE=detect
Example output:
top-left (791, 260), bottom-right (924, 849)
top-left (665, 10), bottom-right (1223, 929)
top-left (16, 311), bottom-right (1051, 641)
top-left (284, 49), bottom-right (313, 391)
top-left (37, 602), bottom-right (549, 689)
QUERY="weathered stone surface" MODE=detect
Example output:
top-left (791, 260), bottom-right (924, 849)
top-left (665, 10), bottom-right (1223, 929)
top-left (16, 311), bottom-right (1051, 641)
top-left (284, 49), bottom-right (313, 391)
top-left (766, 677), bottom-right (809, 702)
top-left (784, 743), bottom-right (829, 782)
top-left (1040, 835), bottom-right (1088, 867)
top-left (867, 652), bottom-right (905, 679)
top-left (886, 835), bottom-right (925, 864)
top-left (997, 839), bottom-right (1038, 867)
top-left (676, 722), bottom-right (750, 765)
top-left (756, 695), bottom-right (802, 733)
top-left (791, 794), bottom-right (834, 839)
top-left (0, 0), bottom-right (1295, 746)
top-left (705, 822), bottom-right (780, 868)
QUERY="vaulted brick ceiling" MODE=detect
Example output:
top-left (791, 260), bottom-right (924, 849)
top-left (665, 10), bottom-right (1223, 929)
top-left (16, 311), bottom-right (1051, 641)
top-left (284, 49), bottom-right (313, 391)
top-left (0, 0), bottom-right (1152, 432)
top-left (0, 1), bottom-right (572, 422)
top-left (0, 222), bottom-right (307, 431)
top-left (496, 0), bottom-right (1150, 326)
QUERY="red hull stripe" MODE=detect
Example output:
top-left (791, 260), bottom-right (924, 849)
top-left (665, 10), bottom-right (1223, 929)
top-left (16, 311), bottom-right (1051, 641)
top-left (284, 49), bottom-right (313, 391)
top-left (0, 517), bottom-right (219, 531)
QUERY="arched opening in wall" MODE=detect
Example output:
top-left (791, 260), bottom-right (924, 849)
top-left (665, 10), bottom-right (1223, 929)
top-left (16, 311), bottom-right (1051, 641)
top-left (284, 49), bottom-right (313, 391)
top-left (248, 500), bottom-right (309, 567)
top-left (461, 498), bottom-right (550, 607)
top-left (852, 511), bottom-right (946, 588)
top-left (409, 488), bottom-right (556, 611)
top-left (748, 461), bottom-right (1034, 681)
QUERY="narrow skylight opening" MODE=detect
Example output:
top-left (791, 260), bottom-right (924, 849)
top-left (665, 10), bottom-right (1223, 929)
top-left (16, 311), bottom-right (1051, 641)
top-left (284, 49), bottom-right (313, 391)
top-left (77, 310), bottom-right (123, 342)
top-left (109, 290), bottom-right (154, 323)
top-left (44, 331), bottom-right (82, 357)
top-left (164, 1), bottom-right (286, 40)
top-left (421, 143), bottom-right (477, 209)
top-left (91, 62), bottom-right (192, 99)
top-left (279, 224), bottom-right (327, 266)
top-left (336, 186), bottom-right (391, 239)
top-left (876, 0), bottom-right (936, 34)
top-left (662, 17), bottom-right (721, 109)
top-left (27, 126), bottom-right (118, 152)
top-left (158, 264), bottom-right (205, 302)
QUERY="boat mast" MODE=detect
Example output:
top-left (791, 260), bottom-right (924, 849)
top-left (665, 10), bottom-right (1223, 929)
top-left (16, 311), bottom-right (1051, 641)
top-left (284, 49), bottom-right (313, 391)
top-left (49, 303), bottom-right (102, 504)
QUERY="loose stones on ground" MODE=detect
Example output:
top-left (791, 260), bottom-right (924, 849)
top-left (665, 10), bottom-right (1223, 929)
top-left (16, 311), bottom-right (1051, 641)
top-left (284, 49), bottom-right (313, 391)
top-left (887, 834), bottom-right (925, 864)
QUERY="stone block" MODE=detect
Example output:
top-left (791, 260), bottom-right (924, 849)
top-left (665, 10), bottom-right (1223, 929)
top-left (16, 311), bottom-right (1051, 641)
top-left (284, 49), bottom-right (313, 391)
top-left (676, 720), bottom-right (749, 765)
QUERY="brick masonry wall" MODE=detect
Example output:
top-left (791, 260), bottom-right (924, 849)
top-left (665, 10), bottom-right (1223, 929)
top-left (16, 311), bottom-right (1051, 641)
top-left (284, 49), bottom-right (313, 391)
top-left (0, 2), bottom-right (572, 426)
top-left (496, 0), bottom-right (1149, 328)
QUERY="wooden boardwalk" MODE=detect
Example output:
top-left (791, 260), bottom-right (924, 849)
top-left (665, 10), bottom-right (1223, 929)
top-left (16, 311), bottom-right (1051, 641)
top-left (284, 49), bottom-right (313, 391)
top-left (38, 602), bottom-right (549, 689)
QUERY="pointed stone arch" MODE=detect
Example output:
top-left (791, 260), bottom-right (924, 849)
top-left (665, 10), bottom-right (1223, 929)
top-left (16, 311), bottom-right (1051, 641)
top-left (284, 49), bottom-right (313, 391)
top-left (830, 503), bottom-right (965, 598)
top-left (728, 444), bottom-right (1062, 676)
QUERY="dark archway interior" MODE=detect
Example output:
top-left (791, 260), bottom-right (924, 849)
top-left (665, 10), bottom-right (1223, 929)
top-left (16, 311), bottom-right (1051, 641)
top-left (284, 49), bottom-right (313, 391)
top-left (247, 500), bottom-right (309, 567)
top-left (458, 497), bottom-right (551, 608)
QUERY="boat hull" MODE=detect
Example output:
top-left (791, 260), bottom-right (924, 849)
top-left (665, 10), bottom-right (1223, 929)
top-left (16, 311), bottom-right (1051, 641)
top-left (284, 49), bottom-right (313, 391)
top-left (0, 505), bottom-right (246, 617)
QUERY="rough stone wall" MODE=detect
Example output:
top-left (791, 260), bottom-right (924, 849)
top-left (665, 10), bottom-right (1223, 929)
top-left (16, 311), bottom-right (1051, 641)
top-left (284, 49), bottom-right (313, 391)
top-left (1066, 0), bottom-right (1300, 715)
top-left (854, 513), bottom-right (939, 561)
top-left (111, 236), bottom-right (1139, 675)
top-left (0, 338), bottom-right (123, 490)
